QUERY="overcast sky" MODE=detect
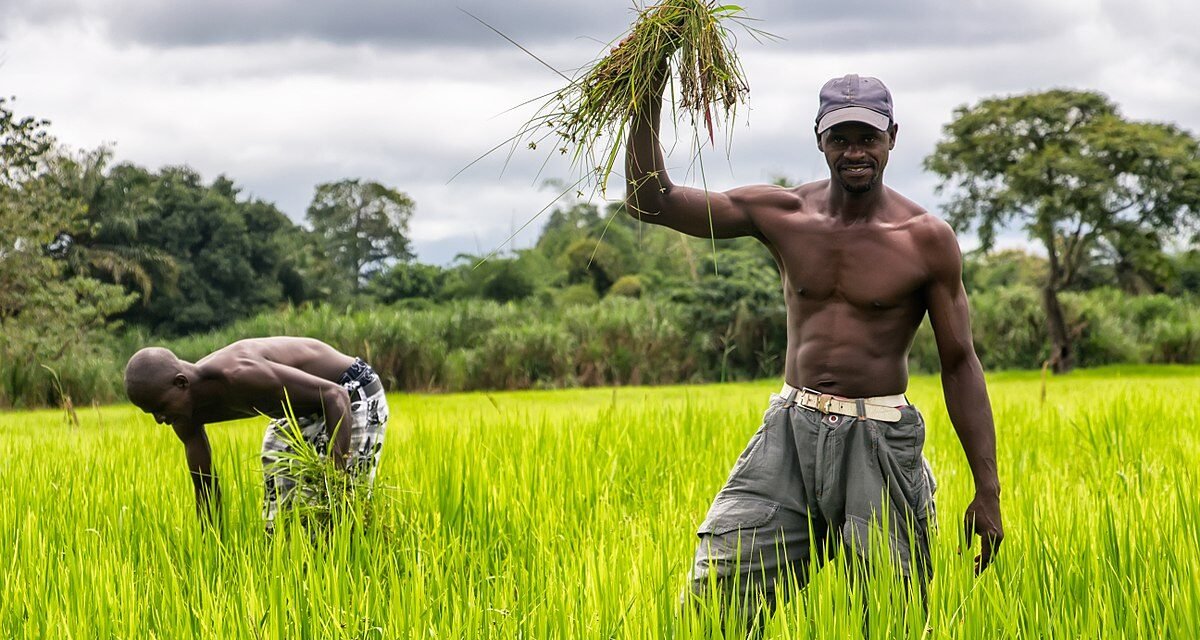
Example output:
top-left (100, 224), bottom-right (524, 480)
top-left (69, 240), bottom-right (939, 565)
top-left (2, 0), bottom-right (1197, 264)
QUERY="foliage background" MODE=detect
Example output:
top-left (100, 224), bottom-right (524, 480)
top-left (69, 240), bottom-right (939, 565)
top-left (1, 95), bottom-right (1198, 408)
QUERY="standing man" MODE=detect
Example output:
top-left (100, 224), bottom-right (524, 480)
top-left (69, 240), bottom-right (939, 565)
top-left (626, 69), bottom-right (1003, 614)
top-left (123, 337), bottom-right (389, 527)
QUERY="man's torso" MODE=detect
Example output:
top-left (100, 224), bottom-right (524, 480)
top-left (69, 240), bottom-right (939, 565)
top-left (753, 183), bottom-right (934, 397)
top-left (193, 337), bottom-right (357, 422)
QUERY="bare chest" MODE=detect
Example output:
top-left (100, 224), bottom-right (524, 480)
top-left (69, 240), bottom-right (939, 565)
top-left (766, 223), bottom-right (930, 311)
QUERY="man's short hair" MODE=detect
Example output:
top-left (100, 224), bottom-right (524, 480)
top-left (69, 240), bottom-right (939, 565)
top-left (124, 347), bottom-right (180, 406)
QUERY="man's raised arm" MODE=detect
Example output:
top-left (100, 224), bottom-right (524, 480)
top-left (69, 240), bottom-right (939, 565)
top-left (172, 422), bottom-right (221, 524)
top-left (624, 56), bottom-right (766, 239)
top-left (921, 218), bottom-right (1004, 574)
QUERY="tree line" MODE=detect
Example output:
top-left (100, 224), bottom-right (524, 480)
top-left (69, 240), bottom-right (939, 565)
top-left (1, 89), bottom-right (1198, 408)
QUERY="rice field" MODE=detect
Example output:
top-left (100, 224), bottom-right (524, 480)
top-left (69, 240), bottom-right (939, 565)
top-left (1, 365), bottom-right (1198, 638)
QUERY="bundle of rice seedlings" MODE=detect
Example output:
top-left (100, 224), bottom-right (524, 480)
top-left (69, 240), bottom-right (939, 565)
top-left (266, 401), bottom-right (374, 533)
top-left (459, 1), bottom-right (771, 266)
top-left (518, 0), bottom-right (771, 194)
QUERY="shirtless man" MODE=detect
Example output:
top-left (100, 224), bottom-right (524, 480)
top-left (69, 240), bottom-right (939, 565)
top-left (123, 337), bottom-right (389, 526)
top-left (627, 70), bottom-right (1003, 613)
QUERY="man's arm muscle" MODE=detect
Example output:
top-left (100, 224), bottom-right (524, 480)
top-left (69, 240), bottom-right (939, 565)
top-left (172, 422), bottom-right (220, 523)
top-left (624, 58), bottom-right (782, 239)
top-left (922, 218), bottom-right (1003, 572)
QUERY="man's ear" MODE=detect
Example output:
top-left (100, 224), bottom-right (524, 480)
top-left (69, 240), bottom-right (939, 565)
top-left (815, 126), bottom-right (824, 151)
top-left (888, 123), bottom-right (899, 150)
top-left (173, 373), bottom-right (189, 389)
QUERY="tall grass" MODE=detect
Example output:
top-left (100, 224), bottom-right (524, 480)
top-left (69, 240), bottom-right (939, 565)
top-left (1, 367), bottom-right (1198, 637)
top-left (165, 298), bottom-right (704, 392)
top-left (1, 289), bottom-right (1197, 409)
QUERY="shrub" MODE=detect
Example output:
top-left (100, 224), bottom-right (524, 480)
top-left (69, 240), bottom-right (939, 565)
top-left (608, 275), bottom-right (643, 299)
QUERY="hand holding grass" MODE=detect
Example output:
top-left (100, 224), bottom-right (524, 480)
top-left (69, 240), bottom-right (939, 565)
top-left (519, 0), bottom-right (770, 195)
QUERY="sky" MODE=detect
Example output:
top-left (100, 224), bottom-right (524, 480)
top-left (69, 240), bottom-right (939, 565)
top-left (1, 0), bottom-right (1197, 265)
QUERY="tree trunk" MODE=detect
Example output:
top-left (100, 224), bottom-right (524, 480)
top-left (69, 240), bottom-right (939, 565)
top-left (1042, 284), bottom-right (1074, 373)
top-left (1040, 222), bottom-right (1075, 374)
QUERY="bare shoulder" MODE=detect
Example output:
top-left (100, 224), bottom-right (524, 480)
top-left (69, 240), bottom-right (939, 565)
top-left (902, 206), bottom-right (963, 279)
top-left (198, 349), bottom-right (274, 388)
top-left (793, 180), bottom-right (828, 208)
top-left (726, 182), bottom-right (804, 215)
top-left (910, 211), bottom-right (958, 247)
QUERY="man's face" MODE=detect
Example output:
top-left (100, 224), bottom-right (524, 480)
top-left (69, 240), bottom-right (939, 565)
top-left (135, 378), bottom-right (193, 428)
top-left (817, 121), bottom-right (897, 194)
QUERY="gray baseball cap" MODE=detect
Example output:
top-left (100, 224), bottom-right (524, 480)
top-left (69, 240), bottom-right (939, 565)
top-left (815, 74), bottom-right (894, 133)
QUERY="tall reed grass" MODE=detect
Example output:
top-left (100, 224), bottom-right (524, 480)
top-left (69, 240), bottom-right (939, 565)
top-left (2, 289), bottom-right (1197, 409)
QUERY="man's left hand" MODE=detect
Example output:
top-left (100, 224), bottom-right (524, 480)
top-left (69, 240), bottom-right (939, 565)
top-left (963, 491), bottom-right (1003, 574)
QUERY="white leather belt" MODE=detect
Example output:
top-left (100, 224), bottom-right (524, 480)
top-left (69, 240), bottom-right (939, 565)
top-left (780, 383), bottom-right (906, 423)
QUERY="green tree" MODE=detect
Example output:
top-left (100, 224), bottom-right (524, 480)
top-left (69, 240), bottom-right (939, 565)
top-left (0, 100), bottom-right (135, 329)
top-left (561, 237), bottom-right (626, 295)
top-left (0, 98), bottom-right (58, 319)
top-left (535, 200), bottom-right (606, 260)
top-left (0, 98), bottom-right (136, 405)
top-left (608, 274), bottom-right (643, 298)
top-left (440, 254), bottom-right (538, 303)
top-left (367, 262), bottom-right (447, 303)
top-left (962, 249), bottom-right (1048, 294)
top-left (306, 179), bottom-right (415, 289)
top-left (118, 168), bottom-right (326, 335)
top-left (46, 149), bottom-right (179, 304)
top-left (480, 259), bottom-right (536, 302)
top-left (663, 241), bottom-right (785, 380)
top-left (1169, 249), bottom-right (1200, 295)
top-left (925, 89), bottom-right (1200, 372)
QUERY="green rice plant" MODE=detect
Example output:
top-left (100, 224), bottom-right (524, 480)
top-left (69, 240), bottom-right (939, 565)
top-left (2, 367), bottom-right (1200, 636)
top-left (39, 364), bottom-right (80, 428)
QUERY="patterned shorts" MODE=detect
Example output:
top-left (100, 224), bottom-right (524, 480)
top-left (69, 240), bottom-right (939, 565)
top-left (261, 358), bottom-right (389, 524)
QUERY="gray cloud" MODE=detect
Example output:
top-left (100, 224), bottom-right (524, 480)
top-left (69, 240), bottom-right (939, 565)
top-left (1, 0), bottom-right (631, 48)
top-left (1, 0), bottom-right (1196, 267)
top-left (5, 0), bottom-right (1079, 52)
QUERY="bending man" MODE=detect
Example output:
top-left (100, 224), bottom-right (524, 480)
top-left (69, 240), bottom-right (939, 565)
top-left (124, 337), bottom-right (389, 527)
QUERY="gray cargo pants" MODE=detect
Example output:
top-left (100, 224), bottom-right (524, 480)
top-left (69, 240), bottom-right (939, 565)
top-left (689, 389), bottom-right (937, 611)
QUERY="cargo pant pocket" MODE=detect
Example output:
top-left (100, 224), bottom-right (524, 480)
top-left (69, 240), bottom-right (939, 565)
top-left (692, 495), bottom-right (782, 591)
top-left (721, 402), bottom-right (787, 490)
top-left (883, 408), bottom-right (926, 476)
top-left (918, 456), bottom-right (938, 527)
top-left (697, 495), bottom-right (780, 537)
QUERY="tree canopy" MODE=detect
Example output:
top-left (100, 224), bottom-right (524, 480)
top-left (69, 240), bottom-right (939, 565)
top-left (306, 179), bottom-right (415, 289)
top-left (0, 99), bottom-right (137, 405)
top-left (926, 89), bottom-right (1200, 371)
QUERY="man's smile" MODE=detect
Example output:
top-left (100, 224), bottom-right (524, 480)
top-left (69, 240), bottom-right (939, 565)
top-left (839, 163), bottom-right (875, 177)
